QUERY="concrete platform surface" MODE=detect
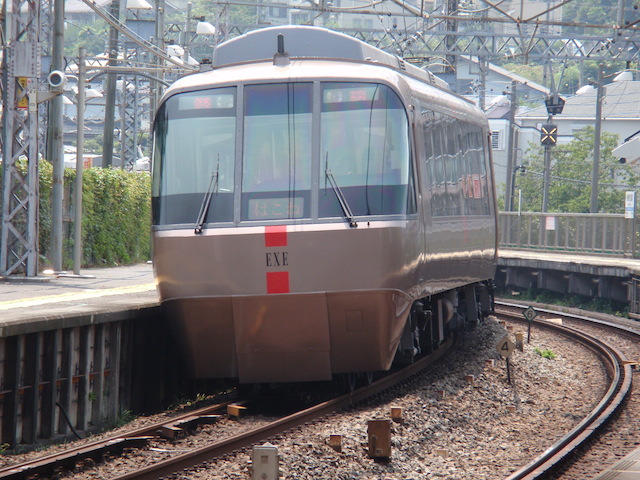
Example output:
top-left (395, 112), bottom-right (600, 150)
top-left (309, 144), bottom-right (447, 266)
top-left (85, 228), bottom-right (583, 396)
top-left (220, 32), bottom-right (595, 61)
top-left (499, 248), bottom-right (640, 273)
top-left (592, 445), bottom-right (640, 480)
top-left (0, 263), bottom-right (158, 329)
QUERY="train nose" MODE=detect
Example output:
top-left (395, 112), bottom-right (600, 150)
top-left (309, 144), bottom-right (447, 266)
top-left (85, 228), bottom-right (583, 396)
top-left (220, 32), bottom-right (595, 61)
top-left (233, 294), bottom-right (333, 383)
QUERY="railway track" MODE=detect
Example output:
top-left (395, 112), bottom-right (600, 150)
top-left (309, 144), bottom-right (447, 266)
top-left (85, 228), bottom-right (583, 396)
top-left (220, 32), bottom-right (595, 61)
top-left (0, 306), bottom-right (634, 480)
top-left (495, 301), bottom-right (637, 480)
top-left (0, 399), bottom-right (240, 480)
top-left (0, 339), bottom-right (455, 480)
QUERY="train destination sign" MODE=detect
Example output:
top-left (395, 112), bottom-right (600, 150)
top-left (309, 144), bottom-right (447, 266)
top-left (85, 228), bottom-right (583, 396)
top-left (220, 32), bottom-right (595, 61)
top-left (248, 197), bottom-right (304, 220)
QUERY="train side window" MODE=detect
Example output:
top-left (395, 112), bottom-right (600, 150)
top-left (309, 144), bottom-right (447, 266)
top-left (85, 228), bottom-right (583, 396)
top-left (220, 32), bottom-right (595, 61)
top-left (477, 129), bottom-right (491, 215)
top-left (449, 122), bottom-right (464, 216)
top-left (460, 122), bottom-right (474, 216)
top-left (421, 109), bottom-right (435, 160)
top-left (431, 115), bottom-right (447, 217)
top-left (463, 126), bottom-right (491, 216)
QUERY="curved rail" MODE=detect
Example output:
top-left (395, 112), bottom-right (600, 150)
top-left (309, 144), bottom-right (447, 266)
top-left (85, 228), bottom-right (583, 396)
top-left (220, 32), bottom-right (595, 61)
top-left (0, 338), bottom-right (455, 480)
top-left (0, 400), bottom-right (237, 479)
top-left (495, 303), bottom-right (633, 480)
top-left (114, 336), bottom-right (455, 480)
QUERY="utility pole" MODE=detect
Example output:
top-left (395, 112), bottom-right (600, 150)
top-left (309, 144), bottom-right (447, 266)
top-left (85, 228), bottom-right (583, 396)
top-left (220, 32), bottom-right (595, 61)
top-left (73, 47), bottom-right (86, 275)
top-left (590, 66), bottom-right (604, 213)
top-left (478, 57), bottom-right (487, 111)
top-left (444, 0), bottom-right (458, 79)
top-left (151, 0), bottom-right (166, 116)
top-left (617, 0), bottom-right (626, 30)
top-left (103, 0), bottom-right (121, 168)
top-left (183, 2), bottom-right (193, 64)
top-left (542, 143), bottom-right (552, 212)
top-left (504, 80), bottom-right (518, 211)
top-left (47, 0), bottom-right (65, 272)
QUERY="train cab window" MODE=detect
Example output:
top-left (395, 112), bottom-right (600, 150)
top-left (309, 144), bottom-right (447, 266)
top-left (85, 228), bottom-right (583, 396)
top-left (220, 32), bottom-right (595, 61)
top-left (241, 83), bottom-right (312, 221)
top-left (319, 82), bottom-right (412, 218)
top-left (152, 87), bottom-right (237, 226)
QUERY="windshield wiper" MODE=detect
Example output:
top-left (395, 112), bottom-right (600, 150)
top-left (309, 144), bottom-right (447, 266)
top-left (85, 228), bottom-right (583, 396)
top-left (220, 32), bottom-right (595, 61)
top-left (194, 158), bottom-right (220, 234)
top-left (325, 156), bottom-right (357, 228)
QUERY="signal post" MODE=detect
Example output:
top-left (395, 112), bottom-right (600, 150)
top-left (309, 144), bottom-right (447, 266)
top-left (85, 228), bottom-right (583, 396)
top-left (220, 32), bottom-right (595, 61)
top-left (540, 94), bottom-right (563, 213)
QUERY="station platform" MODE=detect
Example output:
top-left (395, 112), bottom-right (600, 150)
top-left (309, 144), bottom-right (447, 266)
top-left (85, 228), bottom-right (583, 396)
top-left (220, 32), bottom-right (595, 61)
top-left (499, 248), bottom-right (640, 275)
top-left (497, 249), bottom-right (640, 315)
top-left (0, 262), bottom-right (158, 334)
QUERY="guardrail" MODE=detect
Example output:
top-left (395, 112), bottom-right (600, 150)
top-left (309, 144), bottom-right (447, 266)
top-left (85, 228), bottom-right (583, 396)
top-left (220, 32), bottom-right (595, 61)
top-left (499, 211), bottom-right (638, 257)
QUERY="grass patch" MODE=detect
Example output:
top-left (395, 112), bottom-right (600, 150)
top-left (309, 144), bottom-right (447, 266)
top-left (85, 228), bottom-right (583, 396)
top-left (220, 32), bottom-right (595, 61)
top-left (496, 286), bottom-right (629, 318)
top-left (533, 347), bottom-right (557, 360)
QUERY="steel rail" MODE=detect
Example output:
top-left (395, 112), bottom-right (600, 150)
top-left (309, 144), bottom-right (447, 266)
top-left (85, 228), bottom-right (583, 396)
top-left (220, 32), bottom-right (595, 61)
top-left (0, 337), bottom-right (455, 480)
top-left (495, 304), bottom-right (633, 480)
top-left (111, 337), bottom-right (456, 480)
top-left (0, 400), bottom-right (237, 480)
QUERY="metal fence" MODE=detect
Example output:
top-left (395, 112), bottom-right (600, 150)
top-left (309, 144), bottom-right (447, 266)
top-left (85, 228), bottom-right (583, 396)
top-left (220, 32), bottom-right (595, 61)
top-left (499, 212), bottom-right (639, 257)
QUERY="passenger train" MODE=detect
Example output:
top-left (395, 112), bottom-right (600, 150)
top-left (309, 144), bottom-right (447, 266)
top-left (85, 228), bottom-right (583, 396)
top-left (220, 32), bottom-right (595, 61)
top-left (151, 26), bottom-right (498, 384)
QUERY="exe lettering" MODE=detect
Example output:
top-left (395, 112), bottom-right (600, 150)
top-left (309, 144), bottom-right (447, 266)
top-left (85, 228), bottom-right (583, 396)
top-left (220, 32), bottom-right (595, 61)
top-left (266, 251), bottom-right (288, 267)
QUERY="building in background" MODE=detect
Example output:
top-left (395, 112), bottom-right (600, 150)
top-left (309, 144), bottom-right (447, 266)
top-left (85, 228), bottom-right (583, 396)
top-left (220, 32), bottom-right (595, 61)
top-left (517, 75), bottom-right (640, 153)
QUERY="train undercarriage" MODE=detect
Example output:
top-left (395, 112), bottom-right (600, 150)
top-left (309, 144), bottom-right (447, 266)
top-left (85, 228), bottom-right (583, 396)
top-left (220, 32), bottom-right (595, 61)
top-left (394, 280), bottom-right (495, 366)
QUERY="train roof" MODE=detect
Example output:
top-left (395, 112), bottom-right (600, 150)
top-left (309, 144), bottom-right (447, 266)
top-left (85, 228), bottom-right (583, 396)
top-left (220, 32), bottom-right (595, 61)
top-left (211, 25), bottom-right (450, 92)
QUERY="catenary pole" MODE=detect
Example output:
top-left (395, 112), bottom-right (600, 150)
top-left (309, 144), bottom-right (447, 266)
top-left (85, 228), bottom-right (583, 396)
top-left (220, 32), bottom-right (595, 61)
top-left (103, 0), bottom-right (121, 168)
top-left (73, 48), bottom-right (86, 275)
top-left (47, 0), bottom-right (65, 272)
top-left (504, 80), bottom-right (518, 211)
top-left (590, 66), bottom-right (604, 213)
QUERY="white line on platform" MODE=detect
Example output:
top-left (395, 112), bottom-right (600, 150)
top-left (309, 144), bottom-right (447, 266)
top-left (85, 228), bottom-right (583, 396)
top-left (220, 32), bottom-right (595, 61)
top-left (0, 283), bottom-right (157, 310)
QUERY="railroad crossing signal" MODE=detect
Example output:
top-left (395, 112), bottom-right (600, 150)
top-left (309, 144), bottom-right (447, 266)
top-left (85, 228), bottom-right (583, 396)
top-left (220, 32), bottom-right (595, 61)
top-left (541, 124), bottom-right (558, 145)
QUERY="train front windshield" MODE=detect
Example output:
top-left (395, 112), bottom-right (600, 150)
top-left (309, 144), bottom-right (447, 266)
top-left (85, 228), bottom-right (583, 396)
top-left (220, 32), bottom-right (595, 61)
top-left (152, 81), bottom-right (412, 227)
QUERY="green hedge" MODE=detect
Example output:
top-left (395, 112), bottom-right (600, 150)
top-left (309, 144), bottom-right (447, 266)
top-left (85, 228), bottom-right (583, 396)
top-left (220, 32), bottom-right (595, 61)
top-left (3, 161), bottom-right (152, 270)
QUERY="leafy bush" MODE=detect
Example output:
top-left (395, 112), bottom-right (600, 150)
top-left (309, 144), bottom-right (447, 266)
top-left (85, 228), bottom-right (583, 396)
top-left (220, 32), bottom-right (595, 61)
top-left (0, 163), bottom-right (151, 270)
top-left (77, 168), bottom-right (151, 268)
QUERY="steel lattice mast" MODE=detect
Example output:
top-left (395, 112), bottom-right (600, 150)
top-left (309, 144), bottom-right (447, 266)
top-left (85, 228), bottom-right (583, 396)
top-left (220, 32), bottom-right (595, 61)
top-left (1, 0), bottom-right (42, 276)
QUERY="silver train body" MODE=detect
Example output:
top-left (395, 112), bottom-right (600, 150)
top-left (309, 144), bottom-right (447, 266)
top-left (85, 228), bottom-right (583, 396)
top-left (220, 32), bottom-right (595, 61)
top-left (151, 26), bottom-right (498, 383)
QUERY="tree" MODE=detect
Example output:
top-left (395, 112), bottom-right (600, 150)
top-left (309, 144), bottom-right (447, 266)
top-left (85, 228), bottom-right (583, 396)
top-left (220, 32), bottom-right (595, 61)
top-left (195, 0), bottom-right (259, 28)
top-left (563, 0), bottom-right (618, 34)
top-left (64, 21), bottom-right (109, 58)
top-left (513, 127), bottom-right (639, 213)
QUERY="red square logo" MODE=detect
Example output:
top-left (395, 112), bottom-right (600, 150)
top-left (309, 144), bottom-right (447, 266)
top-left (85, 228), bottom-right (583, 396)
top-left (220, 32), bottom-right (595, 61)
top-left (265, 225), bottom-right (287, 247)
top-left (267, 271), bottom-right (289, 294)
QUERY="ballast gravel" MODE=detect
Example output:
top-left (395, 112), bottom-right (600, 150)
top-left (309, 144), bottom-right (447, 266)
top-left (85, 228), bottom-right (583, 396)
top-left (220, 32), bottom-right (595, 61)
top-left (0, 316), bottom-right (608, 479)
top-left (181, 317), bottom-right (607, 480)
